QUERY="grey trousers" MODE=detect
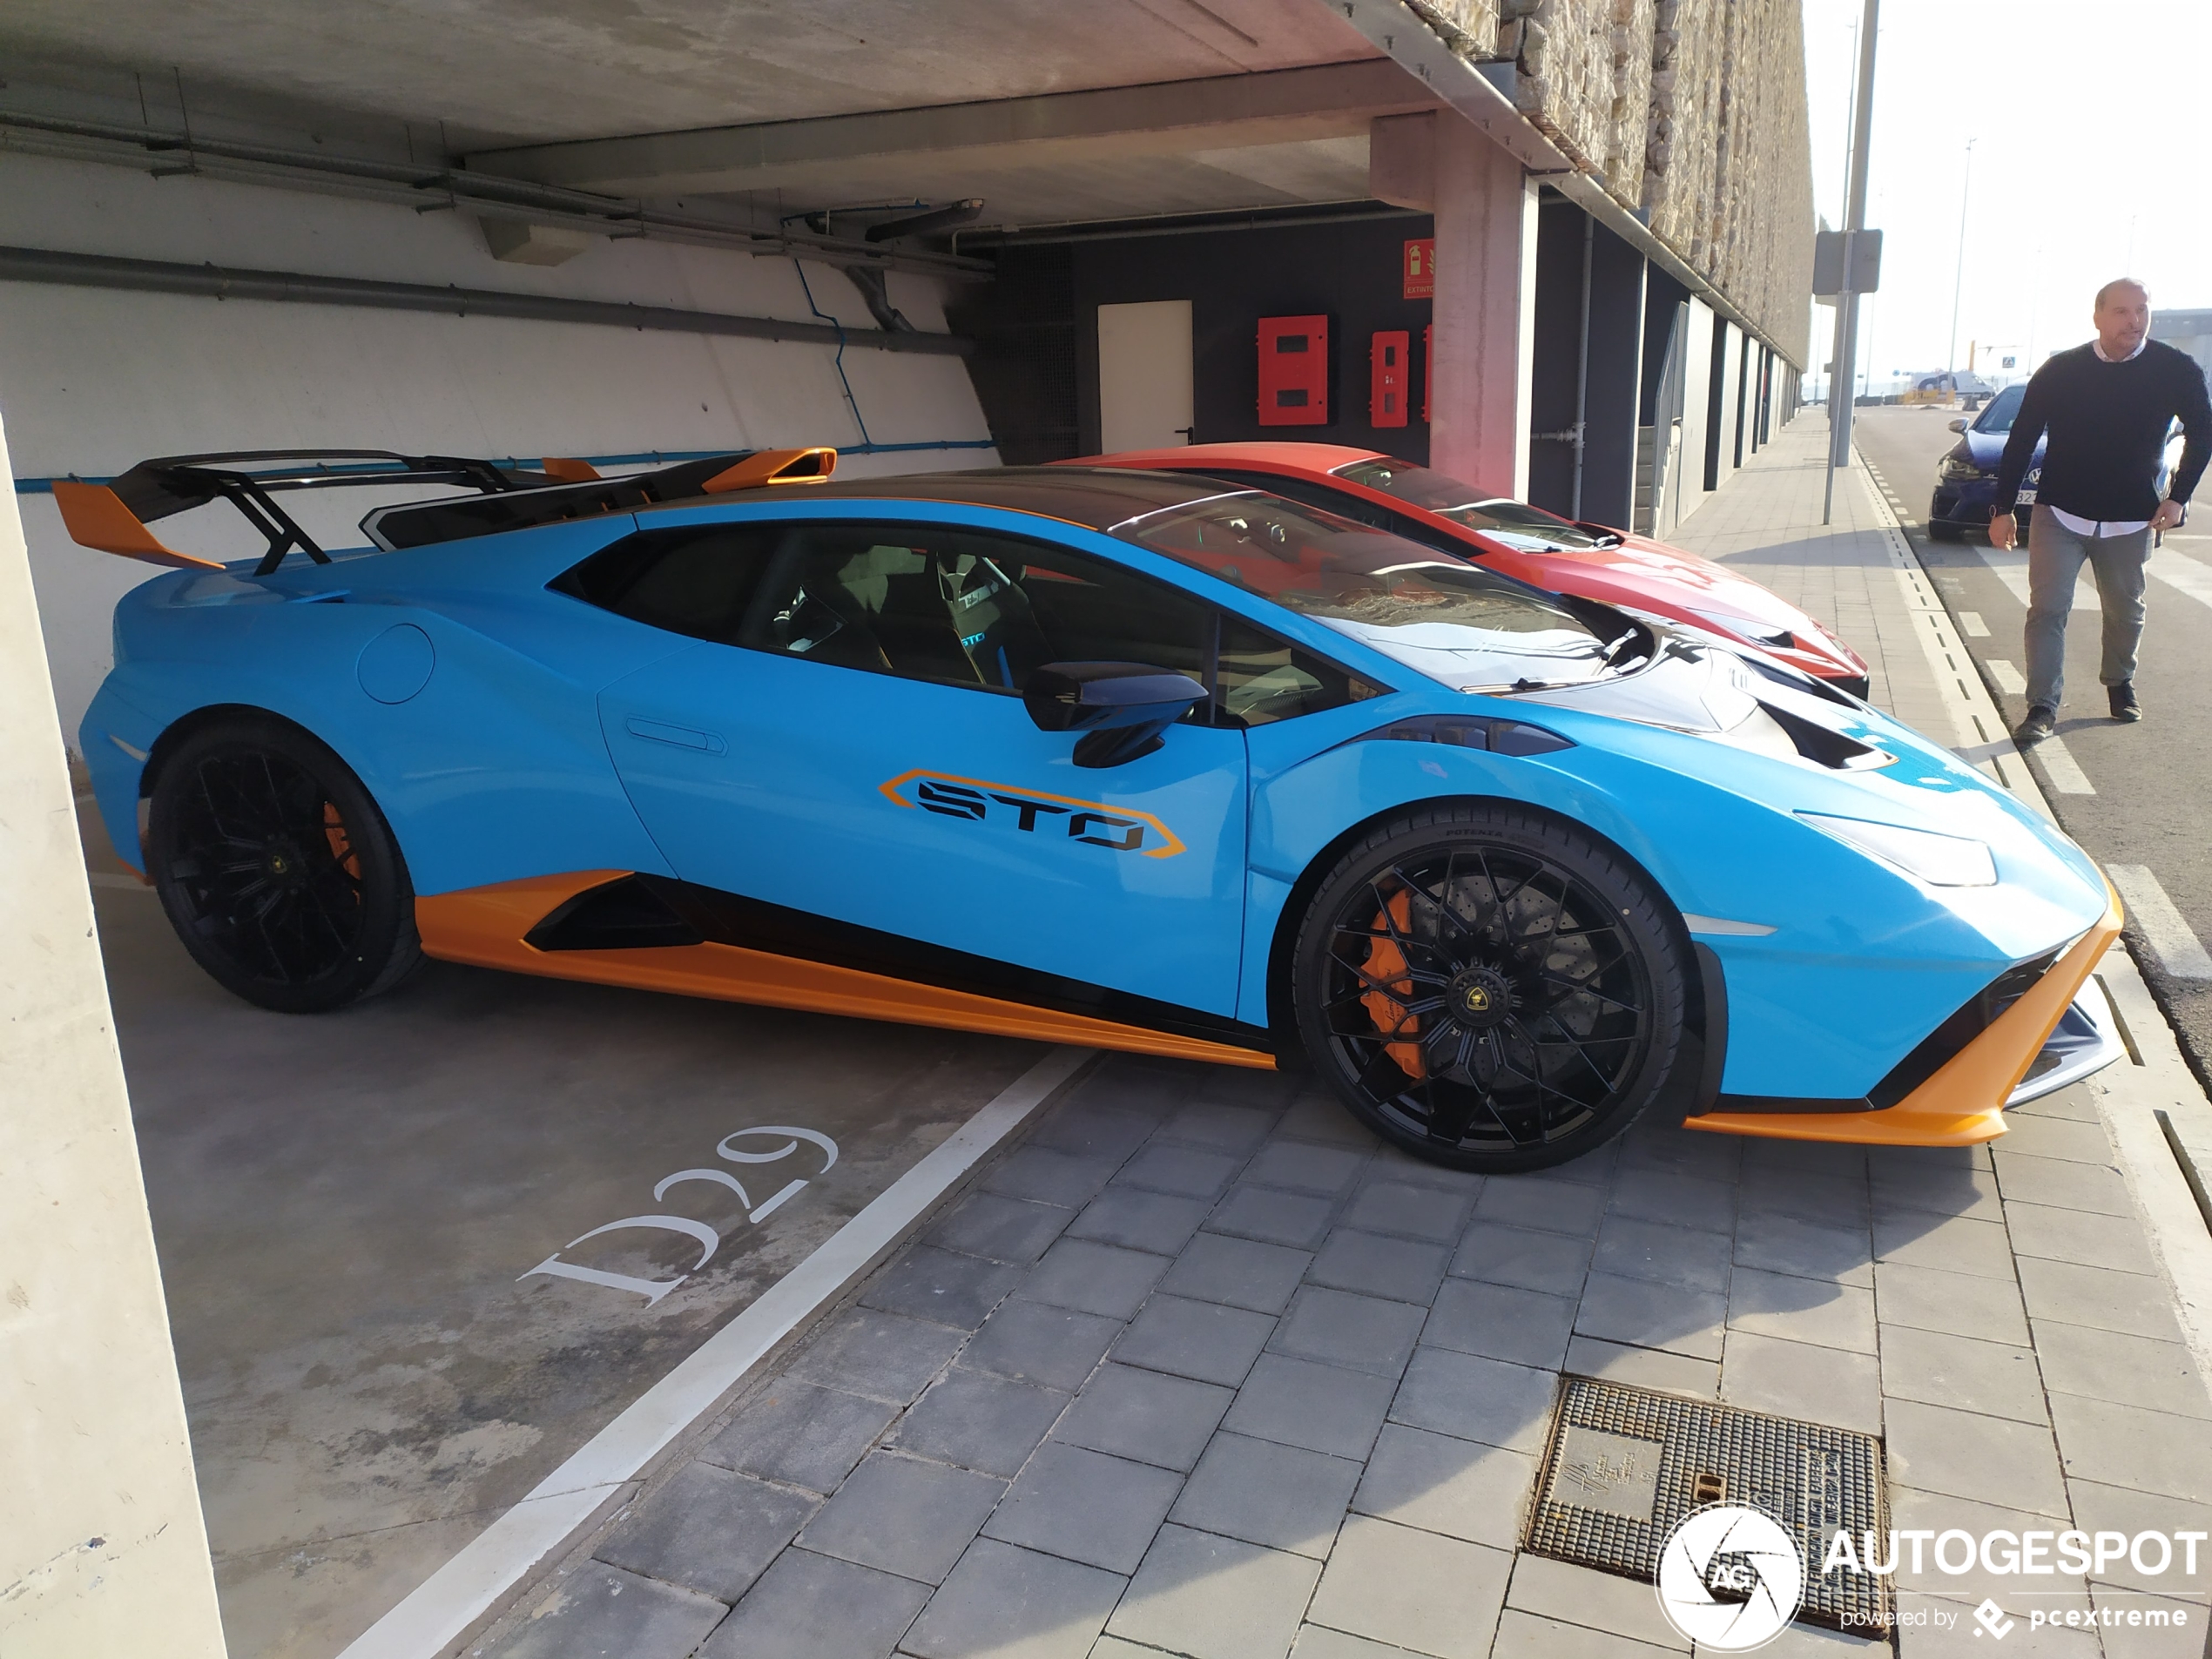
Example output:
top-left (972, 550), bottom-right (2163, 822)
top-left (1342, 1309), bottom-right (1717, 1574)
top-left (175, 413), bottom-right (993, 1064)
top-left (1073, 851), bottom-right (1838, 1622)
top-left (2023, 505), bottom-right (2151, 711)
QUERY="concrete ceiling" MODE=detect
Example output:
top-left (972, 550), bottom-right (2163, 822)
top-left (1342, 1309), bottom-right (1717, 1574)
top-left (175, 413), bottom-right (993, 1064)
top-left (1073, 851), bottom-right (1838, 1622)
top-left (0, 0), bottom-right (1423, 233)
top-left (0, 0), bottom-right (1379, 147)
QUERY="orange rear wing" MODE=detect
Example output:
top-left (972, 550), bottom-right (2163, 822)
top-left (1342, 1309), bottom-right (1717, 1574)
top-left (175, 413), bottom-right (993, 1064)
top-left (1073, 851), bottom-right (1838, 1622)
top-left (51, 446), bottom-right (841, 572)
top-left (51, 481), bottom-right (223, 570)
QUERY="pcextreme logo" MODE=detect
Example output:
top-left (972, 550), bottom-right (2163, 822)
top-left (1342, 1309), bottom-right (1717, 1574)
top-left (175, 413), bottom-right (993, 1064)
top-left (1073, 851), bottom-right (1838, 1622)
top-left (878, 769), bottom-right (1186, 859)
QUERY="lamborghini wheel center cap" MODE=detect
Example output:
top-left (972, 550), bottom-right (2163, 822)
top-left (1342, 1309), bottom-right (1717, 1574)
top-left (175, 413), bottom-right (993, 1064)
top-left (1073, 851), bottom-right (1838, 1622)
top-left (1447, 965), bottom-right (1513, 1028)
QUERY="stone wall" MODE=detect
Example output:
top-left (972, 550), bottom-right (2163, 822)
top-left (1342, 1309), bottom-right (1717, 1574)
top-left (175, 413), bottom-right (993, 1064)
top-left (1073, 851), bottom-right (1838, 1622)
top-left (1414, 0), bottom-right (1812, 365)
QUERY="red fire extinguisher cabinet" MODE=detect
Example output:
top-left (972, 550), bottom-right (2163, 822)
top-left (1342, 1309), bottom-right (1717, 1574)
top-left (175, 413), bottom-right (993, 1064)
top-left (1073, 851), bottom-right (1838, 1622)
top-left (1370, 330), bottom-right (1409, 428)
top-left (1258, 314), bottom-right (1329, 427)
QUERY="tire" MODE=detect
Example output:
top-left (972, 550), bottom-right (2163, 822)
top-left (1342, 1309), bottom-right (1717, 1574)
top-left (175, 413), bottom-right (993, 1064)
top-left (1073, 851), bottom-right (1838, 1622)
top-left (1291, 804), bottom-right (1689, 1173)
top-left (147, 715), bottom-right (421, 1013)
top-left (1925, 520), bottom-right (1966, 543)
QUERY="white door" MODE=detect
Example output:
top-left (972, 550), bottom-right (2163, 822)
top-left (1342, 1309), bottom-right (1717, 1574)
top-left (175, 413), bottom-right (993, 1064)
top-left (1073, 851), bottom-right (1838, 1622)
top-left (1097, 300), bottom-right (1194, 451)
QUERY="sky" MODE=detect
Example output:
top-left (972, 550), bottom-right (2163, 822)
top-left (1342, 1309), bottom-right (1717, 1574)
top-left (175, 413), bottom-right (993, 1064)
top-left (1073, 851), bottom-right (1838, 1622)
top-left (1801, 0), bottom-right (2212, 392)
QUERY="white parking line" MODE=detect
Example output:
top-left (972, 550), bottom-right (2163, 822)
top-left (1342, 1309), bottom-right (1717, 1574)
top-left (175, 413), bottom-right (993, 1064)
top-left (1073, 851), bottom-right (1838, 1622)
top-left (2149, 547), bottom-right (2212, 610)
top-left (2107, 866), bottom-right (2212, 980)
top-left (1959, 610), bottom-right (1990, 637)
top-left (1987, 659), bottom-right (2027, 695)
top-left (2029, 736), bottom-right (2096, 795)
top-left (336, 1044), bottom-right (1094, 1659)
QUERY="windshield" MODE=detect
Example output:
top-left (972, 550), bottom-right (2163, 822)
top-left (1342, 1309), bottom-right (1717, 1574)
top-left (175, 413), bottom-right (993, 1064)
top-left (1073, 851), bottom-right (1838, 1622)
top-left (1109, 490), bottom-right (1631, 692)
top-left (1330, 457), bottom-right (1619, 551)
top-left (1974, 383), bottom-right (2026, 435)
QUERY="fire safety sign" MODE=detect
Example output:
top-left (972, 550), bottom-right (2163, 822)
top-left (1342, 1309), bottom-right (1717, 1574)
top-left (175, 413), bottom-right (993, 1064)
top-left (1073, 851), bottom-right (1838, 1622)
top-left (1403, 239), bottom-right (1434, 300)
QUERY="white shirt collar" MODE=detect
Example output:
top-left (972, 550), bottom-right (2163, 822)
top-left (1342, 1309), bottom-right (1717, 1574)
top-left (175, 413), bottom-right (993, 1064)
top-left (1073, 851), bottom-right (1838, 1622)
top-left (2094, 336), bottom-right (2148, 362)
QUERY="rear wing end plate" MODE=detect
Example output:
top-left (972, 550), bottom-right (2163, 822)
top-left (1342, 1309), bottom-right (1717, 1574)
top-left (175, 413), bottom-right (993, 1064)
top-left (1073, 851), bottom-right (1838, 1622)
top-left (51, 481), bottom-right (223, 570)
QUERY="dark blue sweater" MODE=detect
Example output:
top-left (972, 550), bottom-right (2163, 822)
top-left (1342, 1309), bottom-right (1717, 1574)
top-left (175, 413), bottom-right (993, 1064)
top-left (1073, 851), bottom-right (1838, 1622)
top-left (1993, 339), bottom-right (2212, 522)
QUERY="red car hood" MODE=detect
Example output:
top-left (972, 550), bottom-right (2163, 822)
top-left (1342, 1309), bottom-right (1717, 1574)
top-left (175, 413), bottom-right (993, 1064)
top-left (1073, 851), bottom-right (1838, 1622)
top-left (1524, 530), bottom-right (1811, 632)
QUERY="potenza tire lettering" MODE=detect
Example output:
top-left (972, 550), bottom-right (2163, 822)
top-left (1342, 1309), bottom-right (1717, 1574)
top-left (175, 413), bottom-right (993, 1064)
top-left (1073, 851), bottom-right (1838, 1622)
top-left (879, 768), bottom-right (1186, 858)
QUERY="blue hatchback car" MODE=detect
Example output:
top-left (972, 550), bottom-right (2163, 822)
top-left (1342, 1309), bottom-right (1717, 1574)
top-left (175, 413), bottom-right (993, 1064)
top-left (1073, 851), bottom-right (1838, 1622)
top-left (64, 448), bottom-right (2121, 1171)
top-left (1930, 382), bottom-right (2183, 540)
top-left (1927, 384), bottom-right (2041, 540)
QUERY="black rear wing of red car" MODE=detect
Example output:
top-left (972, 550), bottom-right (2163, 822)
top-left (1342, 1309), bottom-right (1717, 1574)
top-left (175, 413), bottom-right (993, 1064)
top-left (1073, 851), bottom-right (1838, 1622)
top-left (52, 446), bottom-right (838, 575)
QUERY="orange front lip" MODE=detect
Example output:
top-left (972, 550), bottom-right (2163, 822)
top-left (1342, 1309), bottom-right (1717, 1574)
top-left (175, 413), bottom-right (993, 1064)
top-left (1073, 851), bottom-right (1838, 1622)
top-left (1689, 880), bottom-right (2125, 1146)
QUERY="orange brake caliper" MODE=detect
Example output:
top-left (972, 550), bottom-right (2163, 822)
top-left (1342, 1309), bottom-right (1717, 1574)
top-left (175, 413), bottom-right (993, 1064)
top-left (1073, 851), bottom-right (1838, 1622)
top-left (1361, 890), bottom-right (1427, 1080)
top-left (323, 802), bottom-right (361, 880)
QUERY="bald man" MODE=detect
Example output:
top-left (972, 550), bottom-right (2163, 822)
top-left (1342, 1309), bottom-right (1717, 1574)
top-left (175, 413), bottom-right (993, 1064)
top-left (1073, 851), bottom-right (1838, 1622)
top-left (1990, 279), bottom-right (2212, 741)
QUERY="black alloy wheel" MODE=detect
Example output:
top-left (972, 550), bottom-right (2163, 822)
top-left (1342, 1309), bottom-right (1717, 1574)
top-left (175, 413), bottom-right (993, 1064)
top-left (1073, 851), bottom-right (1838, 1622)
top-left (147, 716), bottom-right (421, 1013)
top-left (1293, 804), bottom-right (1689, 1172)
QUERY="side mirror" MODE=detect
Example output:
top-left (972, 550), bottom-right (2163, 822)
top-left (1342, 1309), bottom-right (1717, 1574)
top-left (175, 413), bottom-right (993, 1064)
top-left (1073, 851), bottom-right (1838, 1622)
top-left (1947, 418), bottom-right (1968, 434)
top-left (1023, 661), bottom-right (1208, 769)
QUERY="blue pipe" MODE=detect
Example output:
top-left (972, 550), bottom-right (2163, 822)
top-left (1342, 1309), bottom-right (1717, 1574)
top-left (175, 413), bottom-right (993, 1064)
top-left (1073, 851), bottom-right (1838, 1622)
top-left (792, 259), bottom-right (873, 448)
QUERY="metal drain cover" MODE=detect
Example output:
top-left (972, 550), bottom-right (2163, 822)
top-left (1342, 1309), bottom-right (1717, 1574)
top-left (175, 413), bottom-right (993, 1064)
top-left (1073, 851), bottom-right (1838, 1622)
top-left (1527, 1376), bottom-right (1892, 1635)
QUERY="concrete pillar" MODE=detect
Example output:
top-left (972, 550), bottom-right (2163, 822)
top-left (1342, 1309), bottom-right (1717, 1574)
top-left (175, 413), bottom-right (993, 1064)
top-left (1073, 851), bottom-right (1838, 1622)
top-left (1676, 298), bottom-right (1716, 526)
top-left (1376, 113), bottom-right (1534, 498)
top-left (0, 406), bottom-right (227, 1658)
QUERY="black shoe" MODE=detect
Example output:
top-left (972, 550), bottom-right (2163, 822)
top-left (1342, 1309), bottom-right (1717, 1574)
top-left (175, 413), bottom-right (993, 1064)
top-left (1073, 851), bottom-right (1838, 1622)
top-left (2015, 705), bottom-right (2058, 743)
top-left (2109, 683), bottom-right (2141, 722)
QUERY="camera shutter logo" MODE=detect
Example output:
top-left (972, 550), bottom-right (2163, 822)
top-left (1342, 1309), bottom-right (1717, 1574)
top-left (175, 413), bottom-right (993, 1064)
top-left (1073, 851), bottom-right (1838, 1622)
top-left (1655, 1504), bottom-right (1806, 1650)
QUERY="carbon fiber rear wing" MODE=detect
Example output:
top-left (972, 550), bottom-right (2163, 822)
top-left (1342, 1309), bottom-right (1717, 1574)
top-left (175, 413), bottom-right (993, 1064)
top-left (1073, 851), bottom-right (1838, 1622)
top-left (51, 446), bottom-right (837, 575)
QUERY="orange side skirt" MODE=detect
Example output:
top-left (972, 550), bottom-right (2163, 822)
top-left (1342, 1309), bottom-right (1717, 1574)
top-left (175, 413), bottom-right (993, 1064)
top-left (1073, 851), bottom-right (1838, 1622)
top-left (1688, 882), bottom-right (2125, 1147)
top-left (415, 871), bottom-right (1277, 1070)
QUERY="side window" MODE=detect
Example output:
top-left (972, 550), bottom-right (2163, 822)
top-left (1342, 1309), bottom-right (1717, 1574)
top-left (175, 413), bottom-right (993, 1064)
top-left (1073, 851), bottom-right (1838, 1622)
top-left (1217, 616), bottom-right (1370, 726)
top-left (561, 517), bottom-right (1376, 725)
top-left (740, 523), bottom-right (1217, 694)
top-left (552, 524), bottom-right (779, 644)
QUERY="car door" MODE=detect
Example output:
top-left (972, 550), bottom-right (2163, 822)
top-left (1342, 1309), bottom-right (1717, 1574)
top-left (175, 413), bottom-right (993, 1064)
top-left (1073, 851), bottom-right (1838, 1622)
top-left (588, 510), bottom-right (1251, 1019)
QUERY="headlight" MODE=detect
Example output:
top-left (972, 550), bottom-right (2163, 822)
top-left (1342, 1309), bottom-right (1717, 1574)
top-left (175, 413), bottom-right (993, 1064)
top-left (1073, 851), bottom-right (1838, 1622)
top-left (1800, 813), bottom-right (1996, 886)
top-left (1688, 608), bottom-right (1793, 649)
top-left (1939, 455), bottom-right (1986, 482)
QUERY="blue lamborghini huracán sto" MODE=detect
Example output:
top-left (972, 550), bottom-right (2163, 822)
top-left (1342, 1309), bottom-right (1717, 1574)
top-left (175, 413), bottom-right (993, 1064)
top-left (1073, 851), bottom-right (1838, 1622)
top-left (64, 447), bottom-right (2121, 1171)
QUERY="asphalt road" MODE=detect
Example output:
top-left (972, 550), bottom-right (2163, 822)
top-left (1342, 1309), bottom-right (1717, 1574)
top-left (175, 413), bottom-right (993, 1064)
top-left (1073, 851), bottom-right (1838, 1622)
top-left (1851, 402), bottom-right (2212, 1092)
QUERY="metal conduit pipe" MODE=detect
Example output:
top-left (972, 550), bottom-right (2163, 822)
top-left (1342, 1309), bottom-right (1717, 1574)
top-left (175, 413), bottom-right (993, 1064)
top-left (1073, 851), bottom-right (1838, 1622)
top-left (0, 246), bottom-right (973, 356)
top-left (1571, 212), bottom-right (1593, 519)
top-left (0, 109), bottom-right (989, 280)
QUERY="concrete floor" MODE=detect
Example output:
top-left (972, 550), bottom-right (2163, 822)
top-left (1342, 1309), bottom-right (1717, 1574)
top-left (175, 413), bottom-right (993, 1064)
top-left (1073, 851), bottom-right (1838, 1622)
top-left (81, 807), bottom-right (1044, 1659)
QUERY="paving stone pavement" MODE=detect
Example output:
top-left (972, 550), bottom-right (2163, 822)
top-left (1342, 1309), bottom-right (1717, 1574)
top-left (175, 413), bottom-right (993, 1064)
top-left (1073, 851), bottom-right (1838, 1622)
top-left (481, 420), bottom-right (2212, 1659)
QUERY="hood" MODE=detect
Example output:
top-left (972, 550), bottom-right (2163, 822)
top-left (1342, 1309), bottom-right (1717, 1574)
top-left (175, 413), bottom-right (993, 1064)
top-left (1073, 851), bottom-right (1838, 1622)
top-left (1960, 428), bottom-right (2042, 467)
top-left (1505, 529), bottom-right (1817, 635)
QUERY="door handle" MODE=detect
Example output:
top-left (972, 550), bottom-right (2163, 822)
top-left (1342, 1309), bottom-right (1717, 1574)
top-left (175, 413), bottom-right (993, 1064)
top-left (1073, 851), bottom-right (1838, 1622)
top-left (624, 716), bottom-right (727, 755)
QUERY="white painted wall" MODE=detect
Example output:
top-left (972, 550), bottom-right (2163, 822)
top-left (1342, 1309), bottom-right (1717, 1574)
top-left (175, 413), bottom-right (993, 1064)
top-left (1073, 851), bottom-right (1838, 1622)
top-left (0, 403), bottom-right (228, 1659)
top-left (0, 154), bottom-right (998, 746)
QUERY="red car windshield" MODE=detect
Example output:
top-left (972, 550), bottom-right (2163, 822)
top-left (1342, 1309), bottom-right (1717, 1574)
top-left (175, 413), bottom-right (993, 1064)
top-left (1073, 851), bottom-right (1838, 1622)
top-left (1107, 489), bottom-right (1629, 691)
top-left (1331, 458), bottom-right (1618, 551)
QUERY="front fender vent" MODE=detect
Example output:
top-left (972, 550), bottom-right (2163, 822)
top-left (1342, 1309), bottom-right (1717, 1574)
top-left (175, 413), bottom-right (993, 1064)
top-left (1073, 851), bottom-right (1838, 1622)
top-left (1342, 714), bottom-right (1575, 757)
